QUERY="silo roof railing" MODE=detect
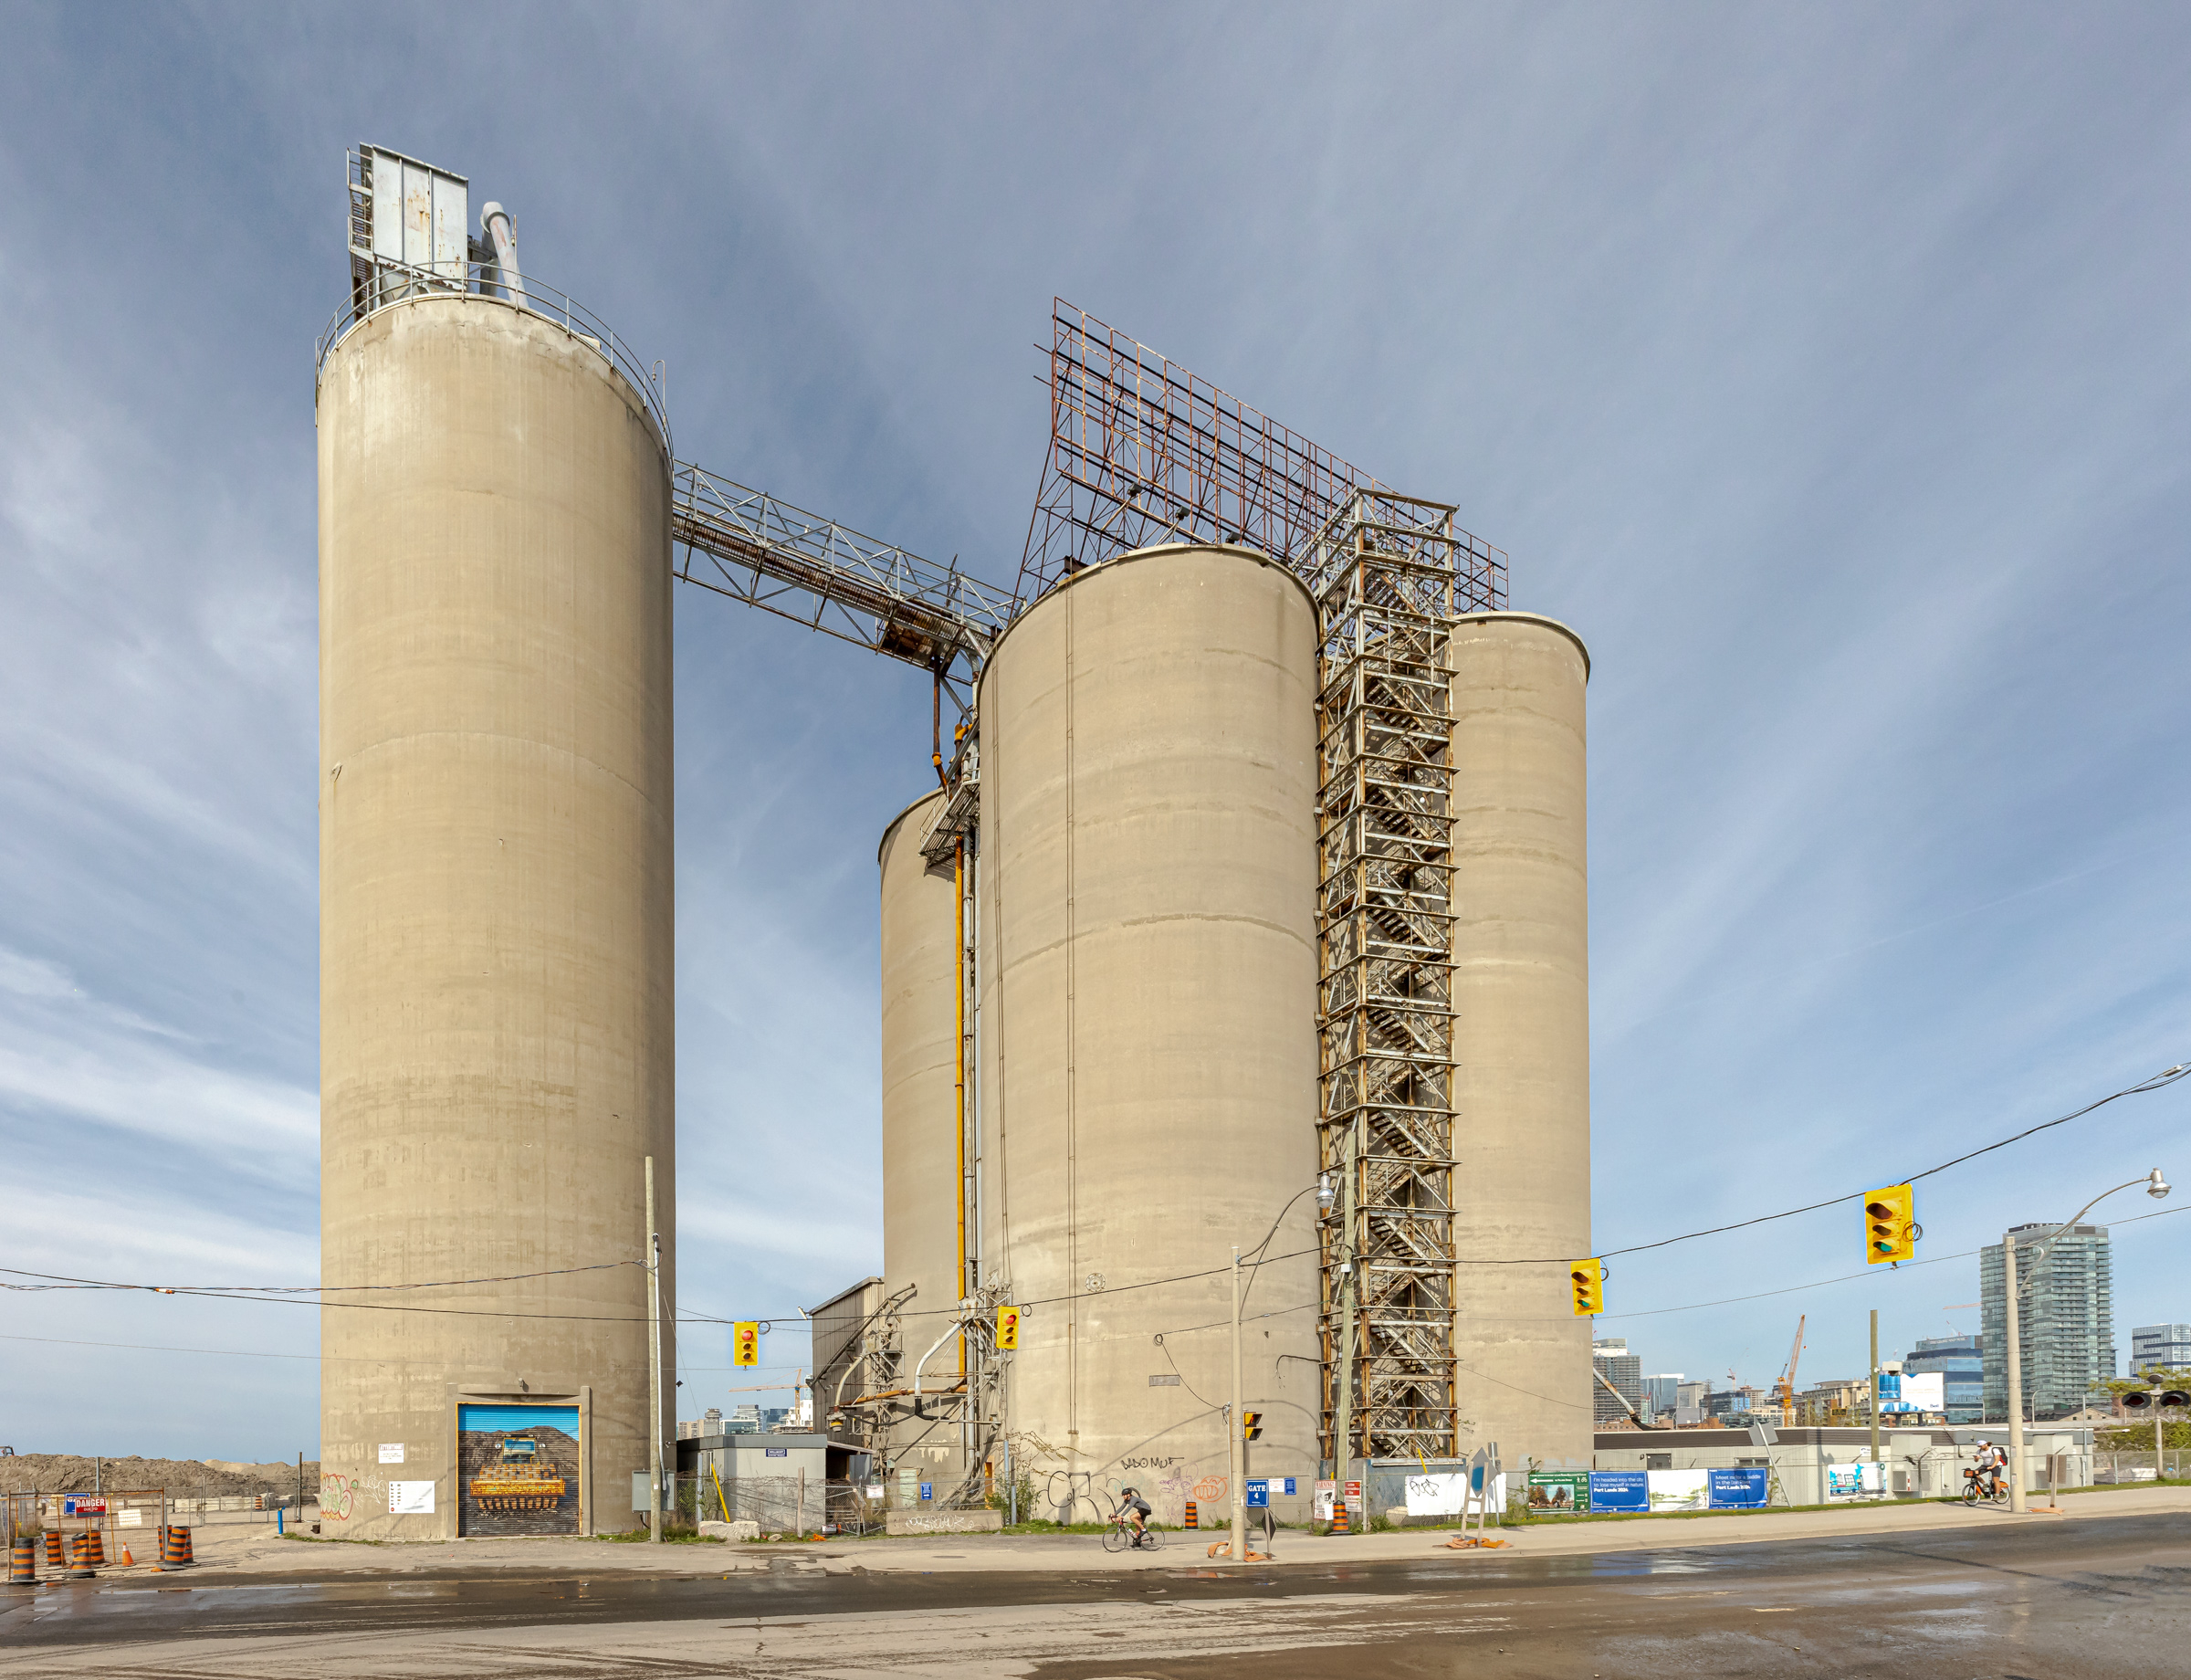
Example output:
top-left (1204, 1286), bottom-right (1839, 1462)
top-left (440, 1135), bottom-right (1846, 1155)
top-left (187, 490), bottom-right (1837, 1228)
top-left (314, 261), bottom-right (672, 456)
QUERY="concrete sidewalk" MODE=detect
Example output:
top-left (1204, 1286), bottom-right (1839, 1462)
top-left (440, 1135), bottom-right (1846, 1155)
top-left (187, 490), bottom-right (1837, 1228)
top-left (68, 1483), bottom-right (2186, 1584)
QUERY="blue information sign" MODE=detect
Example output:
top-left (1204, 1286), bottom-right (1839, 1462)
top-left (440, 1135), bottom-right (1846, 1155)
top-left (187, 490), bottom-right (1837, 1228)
top-left (919, 1482), bottom-right (932, 1501)
top-left (1245, 1483), bottom-right (1269, 1507)
top-left (1588, 1471), bottom-right (1649, 1513)
top-left (1707, 1468), bottom-right (1768, 1509)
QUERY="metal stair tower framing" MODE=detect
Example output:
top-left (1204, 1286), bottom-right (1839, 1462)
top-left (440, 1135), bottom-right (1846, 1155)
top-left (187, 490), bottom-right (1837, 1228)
top-left (1309, 491), bottom-right (1503, 1467)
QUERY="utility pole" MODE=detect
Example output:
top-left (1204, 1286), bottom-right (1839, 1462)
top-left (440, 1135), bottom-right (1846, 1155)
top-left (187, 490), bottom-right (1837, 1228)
top-left (1230, 1245), bottom-right (1245, 1562)
top-left (1869, 1309), bottom-right (1881, 1488)
top-left (2003, 1232), bottom-right (2026, 1514)
top-left (647, 1155), bottom-right (665, 1543)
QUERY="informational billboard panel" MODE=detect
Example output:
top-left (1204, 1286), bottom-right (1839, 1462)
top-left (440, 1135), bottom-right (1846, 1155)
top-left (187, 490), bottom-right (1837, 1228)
top-left (1527, 1471), bottom-right (1589, 1513)
top-left (1825, 1462), bottom-right (1885, 1501)
top-left (457, 1402), bottom-right (583, 1537)
top-left (1708, 1468), bottom-right (1768, 1508)
top-left (1647, 1468), bottom-right (1710, 1512)
top-left (1588, 1471), bottom-right (1648, 1512)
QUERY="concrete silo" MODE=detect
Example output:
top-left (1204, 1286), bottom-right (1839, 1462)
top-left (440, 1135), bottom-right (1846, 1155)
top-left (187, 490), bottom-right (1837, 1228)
top-left (976, 544), bottom-right (1322, 1524)
top-left (318, 289), bottom-right (675, 1538)
top-left (1446, 612), bottom-right (1592, 1467)
top-left (876, 790), bottom-right (970, 1488)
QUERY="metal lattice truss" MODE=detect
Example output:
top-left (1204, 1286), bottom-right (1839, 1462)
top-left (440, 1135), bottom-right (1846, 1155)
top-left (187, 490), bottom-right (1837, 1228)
top-left (673, 461), bottom-right (1014, 690)
top-left (1310, 492), bottom-right (1504, 1465)
top-left (1022, 301), bottom-right (1405, 603)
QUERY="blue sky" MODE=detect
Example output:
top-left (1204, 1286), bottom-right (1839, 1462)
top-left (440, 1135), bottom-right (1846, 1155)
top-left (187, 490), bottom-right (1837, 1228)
top-left (2, 4), bottom-right (2186, 1455)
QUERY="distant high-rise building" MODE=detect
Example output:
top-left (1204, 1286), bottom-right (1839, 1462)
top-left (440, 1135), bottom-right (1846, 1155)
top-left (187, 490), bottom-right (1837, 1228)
top-left (1983, 1223), bottom-right (2114, 1420)
top-left (1592, 1339), bottom-right (1642, 1423)
top-left (2132, 1324), bottom-right (2191, 1373)
top-left (1640, 1374), bottom-right (1685, 1419)
top-left (1903, 1334), bottom-right (1983, 1423)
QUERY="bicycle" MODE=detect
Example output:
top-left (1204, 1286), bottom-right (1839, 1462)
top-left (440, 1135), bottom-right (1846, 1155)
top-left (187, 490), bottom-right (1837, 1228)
top-left (1100, 1507), bottom-right (1165, 1552)
top-left (1963, 1466), bottom-right (2008, 1507)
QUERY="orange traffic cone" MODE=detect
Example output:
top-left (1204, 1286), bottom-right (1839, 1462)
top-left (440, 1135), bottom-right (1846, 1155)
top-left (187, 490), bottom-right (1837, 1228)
top-left (120, 1545), bottom-right (135, 1567)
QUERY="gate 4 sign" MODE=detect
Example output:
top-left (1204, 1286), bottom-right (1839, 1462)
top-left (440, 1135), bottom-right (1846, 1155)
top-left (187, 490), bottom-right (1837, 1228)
top-left (733, 1321), bottom-right (760, 1367)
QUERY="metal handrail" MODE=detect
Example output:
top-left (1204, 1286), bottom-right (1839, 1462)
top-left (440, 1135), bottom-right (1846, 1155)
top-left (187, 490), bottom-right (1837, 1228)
top-left (314, 261), bottom-right (671, 455)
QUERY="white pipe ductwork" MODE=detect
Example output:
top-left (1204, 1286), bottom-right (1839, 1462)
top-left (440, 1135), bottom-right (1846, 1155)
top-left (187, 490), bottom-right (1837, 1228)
top-left (910, 1306), bottom-right (975, 1417)
top-left (479, 201), bottom-right (522, 298)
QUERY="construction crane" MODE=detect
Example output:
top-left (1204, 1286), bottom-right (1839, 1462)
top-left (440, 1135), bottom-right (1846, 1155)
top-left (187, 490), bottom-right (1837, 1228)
top-left (1776, 1315), bottom-right (1807, 1426)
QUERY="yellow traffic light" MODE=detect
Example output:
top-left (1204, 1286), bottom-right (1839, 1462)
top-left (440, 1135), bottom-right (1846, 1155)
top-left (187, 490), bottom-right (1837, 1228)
top-left (1864, 1184), bottom-right (1918, 1265)
top-left (1866, 1192), bottom-right (1919, 1270)
top-left (1242, 1411), bottom-right (1263, 1442)
top-left (996, 1304), bottom-right (1021, 1350)
top-left (733, 1321), bottom-right (760, 1366)
top-left (1569, 1257), bottom-right (1604, 1317)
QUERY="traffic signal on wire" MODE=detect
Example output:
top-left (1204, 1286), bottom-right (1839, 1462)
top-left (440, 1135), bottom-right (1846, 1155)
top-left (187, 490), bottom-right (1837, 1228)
top-left (1863, 1184), bottom-right (1919, 1265)
top-left (996, 1304), bottom-right (1021, 1350)
top-left (733, 1321), bottom-right (760, 1366)
top-left (1569, 1258), bottom-right (1604, 1316)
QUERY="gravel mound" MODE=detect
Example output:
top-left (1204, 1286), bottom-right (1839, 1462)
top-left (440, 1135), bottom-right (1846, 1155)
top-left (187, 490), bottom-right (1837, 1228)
top-left (0, 1455), bottom-right (320, 1496)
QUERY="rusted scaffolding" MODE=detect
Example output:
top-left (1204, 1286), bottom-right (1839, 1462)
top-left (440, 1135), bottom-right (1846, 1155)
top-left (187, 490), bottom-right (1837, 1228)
top-left (1018, 300), bottom-right (1509, 606)
top-left (1306, 491), bottom-right (1503, 1465)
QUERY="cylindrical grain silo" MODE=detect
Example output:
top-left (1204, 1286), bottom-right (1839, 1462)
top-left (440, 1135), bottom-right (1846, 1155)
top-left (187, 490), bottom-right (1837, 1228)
top-left (976, 544), bottom-right (1322, 1526)
top-left (876, 790), bottom-right (969, 1490)
top-left (318, 291), bottom-right (675, 1539)
top-left (1447, 612), bottom-right (1591, 1468)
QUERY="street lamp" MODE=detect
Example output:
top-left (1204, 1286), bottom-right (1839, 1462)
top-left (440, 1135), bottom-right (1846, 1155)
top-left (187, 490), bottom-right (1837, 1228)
top-left (2002, 1168), bottom-right (2169, 1513)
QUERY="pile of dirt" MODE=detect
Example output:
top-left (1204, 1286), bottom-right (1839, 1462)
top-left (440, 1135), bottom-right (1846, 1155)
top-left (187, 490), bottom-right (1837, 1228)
top-left (0, 1455), bottom-right (320, 1496)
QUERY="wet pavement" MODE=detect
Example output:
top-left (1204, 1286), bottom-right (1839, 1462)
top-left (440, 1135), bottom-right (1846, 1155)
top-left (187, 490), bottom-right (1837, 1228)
top-left (0, 1508), bottom-right (2183, 1675)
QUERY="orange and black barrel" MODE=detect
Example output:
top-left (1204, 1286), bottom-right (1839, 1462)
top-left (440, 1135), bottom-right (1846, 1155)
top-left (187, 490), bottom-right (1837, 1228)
top-left (42, 1532), bottom-right (63, 1571)
top-left (175, 1527), bottom-right (194, 1565)
top-left (84, 1529), bottom-right (104, 1565)
top-left (161, 1526), bottom-right (191, 1568)
top-left (7, 1540), bottom-right (35, 1585)
top-left (1184, 1499), bottom-right (1199, 1529)
top-left (65, 1534), bottom-right (95, 1579)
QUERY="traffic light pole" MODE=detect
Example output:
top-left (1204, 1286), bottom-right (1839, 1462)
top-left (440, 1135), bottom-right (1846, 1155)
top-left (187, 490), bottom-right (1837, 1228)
top-left (1231, 1245), bottom-right (1245, 1563)
top-left (1869, 1309), bottom-right (1881, 1486)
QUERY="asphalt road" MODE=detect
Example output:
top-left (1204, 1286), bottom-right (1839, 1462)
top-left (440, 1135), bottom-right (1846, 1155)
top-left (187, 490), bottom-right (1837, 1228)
top-left (2, 1511), bottom-right (2184, 1676)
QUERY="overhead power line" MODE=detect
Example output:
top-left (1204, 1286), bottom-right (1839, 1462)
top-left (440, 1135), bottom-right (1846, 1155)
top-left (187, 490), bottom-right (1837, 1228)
top-left (1475, 1056), bottom-right (2189, 1265)
top-left (5, 1057), bottom-right (2178, 1329)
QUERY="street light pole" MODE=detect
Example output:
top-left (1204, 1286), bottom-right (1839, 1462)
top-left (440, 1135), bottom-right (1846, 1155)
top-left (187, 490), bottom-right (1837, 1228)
top-left (2002, 1167), bottom-right (2170, 1516)
top-left (646, 1154), bottom-right (665, 1545)
top-left (2003, 1234), bottom-right (2026, 1513)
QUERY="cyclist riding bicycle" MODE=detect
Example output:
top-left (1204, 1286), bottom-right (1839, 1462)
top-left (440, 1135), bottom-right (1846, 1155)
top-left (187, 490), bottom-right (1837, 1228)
top-left (1117, 1486), bottom-right (1153, 1538)
top-left (1972, 1438), bottom-right (2008, 1496)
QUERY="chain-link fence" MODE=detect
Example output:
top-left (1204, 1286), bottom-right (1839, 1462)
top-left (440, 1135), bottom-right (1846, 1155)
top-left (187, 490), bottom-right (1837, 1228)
top-left (2093, 1450), bottom-right (2187, 1482)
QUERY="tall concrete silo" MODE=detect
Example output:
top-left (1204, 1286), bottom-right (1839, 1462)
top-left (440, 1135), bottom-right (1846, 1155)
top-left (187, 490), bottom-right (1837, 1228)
top-left (976, 544), bottom-right (1322, 1524)
top-left (1447, 612), bottom-right (1592, 1466)
top-left (318, 289), bottom-right (675, 1538)
top-left (876, 789), bottom-right (969, 1487)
